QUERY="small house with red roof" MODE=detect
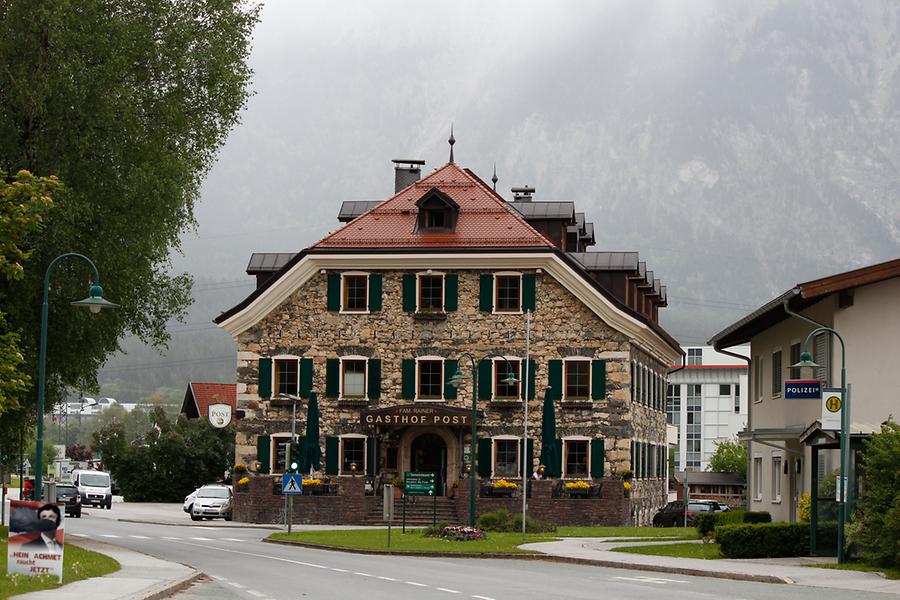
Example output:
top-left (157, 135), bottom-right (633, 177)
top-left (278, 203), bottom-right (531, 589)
top-left (180, 382), bottom-right (237, 422)
top-left (216, 151), bottom-right (681, 525)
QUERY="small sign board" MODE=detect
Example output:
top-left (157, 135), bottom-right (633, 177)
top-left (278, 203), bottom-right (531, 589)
top-left (208, 403), bottom-right (232, 428)
top-left (404, 471), bottom-right (435, 496)
top-left (281, 474), bottom-right (303, 495)
top-left (821, 388), bottom-right (843, 431)
top-left (784, 379), bottom-right (821, 400)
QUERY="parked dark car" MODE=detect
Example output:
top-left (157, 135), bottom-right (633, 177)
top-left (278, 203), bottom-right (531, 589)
top-left (652, 500), bottom-right (726, 526)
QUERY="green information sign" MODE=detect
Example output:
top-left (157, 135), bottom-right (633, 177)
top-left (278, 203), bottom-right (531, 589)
top-left (404, 471), bottom-right (436, 496)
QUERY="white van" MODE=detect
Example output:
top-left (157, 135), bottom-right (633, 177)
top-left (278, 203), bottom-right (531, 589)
top-left (72, 469), bottom-right (112, 509)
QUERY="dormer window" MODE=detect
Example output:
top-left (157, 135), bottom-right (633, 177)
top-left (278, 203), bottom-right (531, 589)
top-left (415, 188), bottom-right (459, 232)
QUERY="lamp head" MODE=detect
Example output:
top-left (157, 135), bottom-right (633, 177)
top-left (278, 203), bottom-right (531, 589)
top-left (350, 462), bottom-right (358, 472)
top-left (791, 351), bottom-right (820, 369)
top-left (71, 284), bottom-right (119, 313)
top-left (448, 369), bottom-right (465, 389)
top-left (501, 371), bottom-right (519, 386)
top-left (610, 465), bottom-right (617, 476)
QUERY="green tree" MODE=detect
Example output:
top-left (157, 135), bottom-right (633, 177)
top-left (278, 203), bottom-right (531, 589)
top-left (707, 438), bottom-right (748, 479)
top-left (849, 420), bottom-right (900, 568)
top-left (0, 1), bottom-right (259, 424)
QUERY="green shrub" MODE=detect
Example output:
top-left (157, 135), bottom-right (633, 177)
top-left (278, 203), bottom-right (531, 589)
top-left (512, 514), bottom-right (557, 533)
top-left (717, 522), bottom-right (809, 558)
top-left (479, 509), bottom-right (514, 532)
top-left (695, 510), bottom-right (770, 537)
top-left (743, 511), bottom-right (773, 524)
top-left (422, 522), bottom-right (450, 537)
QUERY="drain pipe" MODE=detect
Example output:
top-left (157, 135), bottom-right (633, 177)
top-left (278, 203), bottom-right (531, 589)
top-left (666, 352), bottom-right (687, 502)
top-left (783, 287), bottom-right (828, 329)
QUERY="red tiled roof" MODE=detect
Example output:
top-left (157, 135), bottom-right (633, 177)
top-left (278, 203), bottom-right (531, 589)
top-left (312, 163), bottom-right (555, 249)
top-left (182, 382), bottom-right (236, 419)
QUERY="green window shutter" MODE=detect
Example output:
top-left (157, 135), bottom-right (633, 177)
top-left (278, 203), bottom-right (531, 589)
top-left (522, 273), bottom-right (536, 311)
top-left (366, 436), bottom-right (378, 476)
top-left (402, 274), bottom-right (416, 312)
top-left (368, 273), bottom-right (382, 311)
top-left (367, 358), bottom-right (381, 400)
top-left (326, 358), bottom-right (340, 398)
top-left (325, 436), bottom-right (339, 475)
top-left (479, 274), bottom-right (494, 312)
top-left (548, 359), bottom-right (562, 401)
top-left (444, 359), bottom-right (458, 400)
top-left (591, 359), bottom-right (607, 400)
top-left (477, 438), bottom-right (492, 478)
top-left (590, 439), bottom-right (605, 478)
top-left (444, 274), bottom-right (458, 311)
top-left (401, 359), bottom-right (416, 399)
top-left (258, 357), bottom-right (272, 398)
top-left (527, 359), bottom-right (537, 401)
top-left (477, 359), bottom-right (493, 400)
top-left (327, 273), bottom-right (341, 311)
top-left (299, 358), bottom-right (313, 398)
top-left (257, 435), bottom-right (271, 474)
top-left (520, 438), bottom-right (535, 478)
top-left (551, 439), bottom-right (563, 478)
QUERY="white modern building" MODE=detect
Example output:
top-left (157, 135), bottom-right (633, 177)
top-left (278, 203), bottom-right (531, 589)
top-left (667, 346), bottom-right (749, 472)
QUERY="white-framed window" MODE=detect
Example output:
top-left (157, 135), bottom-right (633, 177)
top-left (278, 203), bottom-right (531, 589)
top-left (493, 357), bottom-right (522, 400)
top-left (341, 271), bottom-right (369, 313)
top-left (415, 356), bottom-right (445, 402)
top-left (789, 340), bottom-right (802, 380)
top-left (754, 356), bottom-right (763, 403)
top-left (563, 358), bottom-right (591, 401)
top-left (340, 356), bottom-right (367, 400)
top-left (563, 436), bottom-right (591, 478)
top-left (753, 455), bottom-right (763, 501)
top-left (771, 454), bottom-right (782, 502)
top-left (270, 433), bottom-right (294, 474)
top-left (492, 436), bottom-right (520, 478)
top-left (417, 272), bottom-right (444, 313)
top-left (273, 355), bottom-right (300, 396)
top-left (494, 271), bottom-right (522, 314)
top-left (771, 347), bottom-right (783, 397)
top-left (687, 348), bottom-right (703, 366)
top-left (340, 434), bottom-right (367, 474)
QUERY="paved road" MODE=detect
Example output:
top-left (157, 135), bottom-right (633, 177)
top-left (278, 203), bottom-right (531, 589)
top-left (62, 512), bottom-right (893, 600)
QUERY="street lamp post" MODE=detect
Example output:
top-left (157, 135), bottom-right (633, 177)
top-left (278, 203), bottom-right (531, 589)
top-left (34, 253), bottom-right (118, 501)
top-left (792, 327), bottom-right (848, 563)
top-left (279, 393), bottom-right (303, 533)
top-left (448, 354), bottom-right (518, 528)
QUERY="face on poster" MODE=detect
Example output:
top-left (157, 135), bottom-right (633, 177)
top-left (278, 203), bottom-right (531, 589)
top-left (7, 499), bottom-right (65, 581)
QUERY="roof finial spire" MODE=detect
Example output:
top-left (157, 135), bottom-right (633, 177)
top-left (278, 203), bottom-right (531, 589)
top-left (448, 124), bottom-right (456, 164)
top-left (492, 163), bottom-right (498, 191)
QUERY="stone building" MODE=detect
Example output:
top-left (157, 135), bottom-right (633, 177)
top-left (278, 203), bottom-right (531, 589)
top-left (215, 157), bottom-right (682, 524)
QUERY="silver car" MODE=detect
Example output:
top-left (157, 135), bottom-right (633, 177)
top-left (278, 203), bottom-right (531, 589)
top-left (190, 485), bottom-right (233, 521)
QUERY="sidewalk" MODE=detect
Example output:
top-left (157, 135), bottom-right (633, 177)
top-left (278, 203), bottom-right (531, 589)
top-left (14, 539), bottom-right (201, 600)
top-left (522, 538), bottom-right (900, 595)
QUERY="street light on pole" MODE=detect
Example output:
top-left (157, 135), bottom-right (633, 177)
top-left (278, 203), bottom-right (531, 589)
top-left (448, 354), bottom-right (518, 528)
top-left (792, 327), bottom-right (848, 563)
top-left (278, 393), bottom-right (303, 534)
top-left (34, 253), bottom-right (118, 502)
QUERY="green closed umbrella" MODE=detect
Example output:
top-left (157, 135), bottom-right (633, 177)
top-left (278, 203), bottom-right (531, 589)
top-left (538, 387), bottom-right (560, 477)
top-left (302, 392), bottom-right (321, 473)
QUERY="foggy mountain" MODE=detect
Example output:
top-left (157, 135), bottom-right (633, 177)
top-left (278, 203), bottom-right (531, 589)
top-left (99, 0), bottom-right (899, 398)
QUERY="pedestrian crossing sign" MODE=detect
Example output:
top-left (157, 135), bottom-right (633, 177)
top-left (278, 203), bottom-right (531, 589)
top-left (282, 474), bottom-right (303, 494)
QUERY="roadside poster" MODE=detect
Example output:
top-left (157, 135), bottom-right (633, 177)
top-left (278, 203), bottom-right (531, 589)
top-left (7, 499), bottom-right (65, 581)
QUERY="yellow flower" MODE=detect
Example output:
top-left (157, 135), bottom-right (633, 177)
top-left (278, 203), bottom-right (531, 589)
top-left (237, 477), bottom-right (250, 485)
top-left (623, 481), bottom-right (632, 490)
top-left (565, 481), bottom-right (590, 490)
top-left (493, 479), bottom-right (518, 489)
top-left (302, 478), bottom-right (321, 486)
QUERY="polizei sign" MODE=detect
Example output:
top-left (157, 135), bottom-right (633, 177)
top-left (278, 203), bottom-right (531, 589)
top-left (361, 405), bottom-right (471, 427)
top-left (784, 379), bottom-right (821, 400)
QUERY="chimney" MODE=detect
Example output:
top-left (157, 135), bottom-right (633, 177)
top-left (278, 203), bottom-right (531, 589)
top-left (511, 186), bottom-right (535, 202)
top-left (392, 159), bottom-right (425, 192)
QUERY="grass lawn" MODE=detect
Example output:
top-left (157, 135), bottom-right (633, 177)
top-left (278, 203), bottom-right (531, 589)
top-left (0, 526), bottom-right (120, 599)
top-left (809, 562), bottom-right (900, 580)
top-left (270, 529), bottom-right (559, 553)
top-left (611, 541), bottom-right (723, 560)
top-left (556, 526), bottom-right (697, 540)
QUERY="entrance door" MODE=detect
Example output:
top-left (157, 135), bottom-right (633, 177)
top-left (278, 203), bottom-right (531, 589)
top-left (410, 433), bottom-right (447, 495)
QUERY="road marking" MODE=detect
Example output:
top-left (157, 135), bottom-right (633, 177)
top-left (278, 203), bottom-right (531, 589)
top-left (191, 526), bottom-right (222, 530)
top-left (163, 536), bottom-right (181, 541)
top-left (209, 575), bottom-right (226, 581)
top-left (247, 591), bottom-right (266, 597)
top-left (71, 533), bottom-right (90, 538)
top-left (227, 582), bottom-right (245, 589)
top-left (436, 588), bottom-right (460, 594)
top-left (406, 581), bottom-right (428, 587)
top-left (129, 535), bottom-right (150, 539)
top-left (100, 534), bottom-right (120, 538)
top-left (472, 596), bottom-right (495, 600)
top-left (222, 538), bottom-right (245, 542)
top-left (612, 576), bottom-right (688, 584)
top-left (330, 568), bottom-right (348, 573)
top-left (191, 537), bottom-right (213, 541)
top-left (377, 576), bottom-right (397, 581)
top-left (354, 572), bottom-right (372, 577)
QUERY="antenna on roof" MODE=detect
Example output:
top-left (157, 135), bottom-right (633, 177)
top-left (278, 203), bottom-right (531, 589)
top-left (448, 124), bottom-right (456, 164)
top-left (492, 164), bottom-right (498, 191)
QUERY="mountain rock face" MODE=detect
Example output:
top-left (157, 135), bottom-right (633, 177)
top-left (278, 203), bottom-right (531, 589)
top-left (173, 0), bottom-right (898, 353)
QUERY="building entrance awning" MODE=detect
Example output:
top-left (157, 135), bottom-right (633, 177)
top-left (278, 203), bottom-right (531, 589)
top-left (360, 404), bottom-right (477, 428)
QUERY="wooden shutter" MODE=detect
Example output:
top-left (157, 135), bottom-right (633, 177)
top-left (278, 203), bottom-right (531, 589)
top-left (327, 273), bottom-right (341, 311)
top-left (548, 359), bottom-right (562, 401)
top-left (325, 436), bottom-right (339, 475)
top-left (402, 274), bottom-right (416, 312)
top-left (299, 358), bottom-right (313, 398)
top-left (444, 273), bottom-right (458, 311)
top-left (401, 359), bottom-right (416, 399)
top-left (326, 358), bottom-right (340, 398)
top-left (257, 435), bottom-right (271, 474)
top-left (591, 359), bottom-right (606, 400)
top-left (590, 439), bottom-right (605, 478)
top-left (527, 359), bottom-right (536, 401)
top-left (367, 358), bottom-right (381, 400)
top-left (522, 273), bottom-right (536, 311)
top-left (551, 439), bottom-right (563, 478)
top-left (478, 359), bottom-right (492, 400)
top-left (479, 274), bottom-right (493, 312)
top-left (814, 332), bottom-right (830, 386)
top-left (520, 438), bottom-right (535, 478)
top-left (444, 359), bottom-right (458, 400)
top-left (258, 358), bottom-right (272, 398)
top-left (477, 438), bottom-right (492, 478)
top-left (368, 273), bottom-right (382, 311)
top-left (366, 436), bottom-right (378, 476)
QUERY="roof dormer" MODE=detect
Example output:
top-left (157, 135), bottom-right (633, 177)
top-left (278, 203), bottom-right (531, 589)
top-left (415, 187), bottom-right (459, 233)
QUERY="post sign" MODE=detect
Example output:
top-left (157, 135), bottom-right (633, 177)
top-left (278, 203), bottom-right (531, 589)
top-left (404, 471), bottom-right (435, 496)
top-left (208, 403), bottom-right (232, 428)
top-left (362, 405), bottom-right (471, 427)
top-left (784, 380), bottom-right (821, 400)
top-left (821, 388), bottom-right (843, 430)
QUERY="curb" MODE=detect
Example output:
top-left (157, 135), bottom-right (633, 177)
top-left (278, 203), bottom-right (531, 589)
top-left (132, 570), bottom-right (205, 600)
top-left (116, 518), bottom-right (281, 530)
top-left (262, 538), bottom-right (787, 585)
top-left (262, 538), bottom-right (787, 584)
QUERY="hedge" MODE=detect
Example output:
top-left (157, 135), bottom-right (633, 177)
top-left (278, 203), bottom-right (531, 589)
top-left (695, 510), bottom-right (772, 537)
top-left (717, 522), bottom-right (809, 558)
